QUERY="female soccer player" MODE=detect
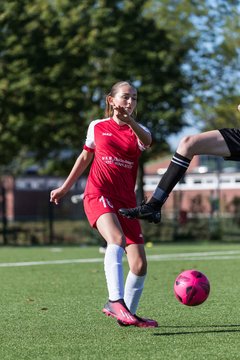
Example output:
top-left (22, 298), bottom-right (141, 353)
top-left (119, 127), bottom-right (240, 223)
top-left (50, 81), bottom-right (158, 328)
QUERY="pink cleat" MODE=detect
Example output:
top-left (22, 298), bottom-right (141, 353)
top-left (118, 314), bottom-right (158, 328)
top-left (134, 315), bottom-right (158, 328)
top-left (102, 299), bottom-right (139, 326)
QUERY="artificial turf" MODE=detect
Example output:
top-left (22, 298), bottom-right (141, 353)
top-left (0, 243), bottom-right (240, 359)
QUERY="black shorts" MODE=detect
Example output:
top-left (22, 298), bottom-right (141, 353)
top-left (219, 128), bottom-right (240, 161)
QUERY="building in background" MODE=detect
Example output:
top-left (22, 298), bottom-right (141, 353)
top-left (1, 155), bottom-right (240, 221)
top-left (144, 155), bottom-right (240, 218)
top-left (0, 176), bottom-right (87, 221)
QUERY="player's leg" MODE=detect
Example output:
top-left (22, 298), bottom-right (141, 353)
top-left (124, 243), bottom-right (147, 314)
top-left (96, 213), bottom-right (125, 301)
top-left (147, 130), bottom-right (230, 204)
top-left (122, 244), bottom-right (158, 327)
top-left (96, 213), bottom-right (139, 325)
top-left (177, 130), bottom-right (231, 158)
top-left (119, 130), bottom-right (230, 221)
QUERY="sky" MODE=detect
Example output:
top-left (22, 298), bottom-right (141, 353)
top-left (168, 126), bottom-right (200, 151)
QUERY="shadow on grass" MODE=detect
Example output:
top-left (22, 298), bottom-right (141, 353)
top-left (154, 324), bottom-right (240, 336)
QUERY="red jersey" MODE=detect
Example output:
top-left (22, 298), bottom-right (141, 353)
top-left (83, 117), bottom-right (150, 205)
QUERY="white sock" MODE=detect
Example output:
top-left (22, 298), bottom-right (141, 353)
top-left (104, 244), bottom-right (125, 301)
top-left (124, 271), bottom-right (146, 314)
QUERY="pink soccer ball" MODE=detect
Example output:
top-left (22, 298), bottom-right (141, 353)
top-left (174, 269), bottom-right (210, 306)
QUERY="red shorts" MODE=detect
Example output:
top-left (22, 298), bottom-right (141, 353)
top-left (83, 194), bottom-right (144, 245)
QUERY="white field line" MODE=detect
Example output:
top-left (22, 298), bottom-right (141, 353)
top-left (0, 258), bottom-right (103, 268)
top-left (0, 250), bottom-right (240, 268)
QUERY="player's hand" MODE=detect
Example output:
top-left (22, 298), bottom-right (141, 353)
top-left (114, 106), bottom-right (134, 125)
top-left (50, 187), bottom-right (66, 205)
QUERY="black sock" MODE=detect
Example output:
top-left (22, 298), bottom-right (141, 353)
top-left (148, 152), bottom-right (191, 206)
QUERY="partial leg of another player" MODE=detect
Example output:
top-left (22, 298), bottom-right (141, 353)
top-left (119, 130), bottom-right (230, 222)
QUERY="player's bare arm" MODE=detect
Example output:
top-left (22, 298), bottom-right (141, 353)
top-left (50, 150), bottom-right (93, 205)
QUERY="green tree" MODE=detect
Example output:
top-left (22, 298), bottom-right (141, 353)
top-left (146, 0), bottom-right (240, 131)
top-left (0, 1), bottom-right (93, 172)
top-left (0, 0), bottom-right (194, 175)
top-left (1, 0), bottom-right (239, 178)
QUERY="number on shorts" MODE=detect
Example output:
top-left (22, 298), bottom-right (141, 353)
top-left (99, 196), bottom-right (114, 208)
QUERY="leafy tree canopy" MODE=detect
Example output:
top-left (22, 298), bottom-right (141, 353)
top-left (0, 0), bottom-right (239, 175)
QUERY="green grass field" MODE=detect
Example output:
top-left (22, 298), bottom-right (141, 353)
top-left (1, 243), bottom-right (240, 360)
